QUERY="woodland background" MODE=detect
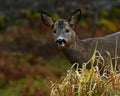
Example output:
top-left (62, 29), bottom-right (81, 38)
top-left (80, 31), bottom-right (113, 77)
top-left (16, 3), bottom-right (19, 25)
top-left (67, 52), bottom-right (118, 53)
top-left (0, 0), bottom-right (120, 96)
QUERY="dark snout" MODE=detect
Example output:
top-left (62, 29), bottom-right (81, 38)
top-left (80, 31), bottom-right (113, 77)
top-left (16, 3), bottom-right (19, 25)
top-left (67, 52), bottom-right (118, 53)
top-left (56, 39), bottom-right (66, 46)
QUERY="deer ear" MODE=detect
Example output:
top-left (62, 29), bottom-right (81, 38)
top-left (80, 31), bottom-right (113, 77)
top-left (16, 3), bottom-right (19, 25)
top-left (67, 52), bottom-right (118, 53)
top-left (68, 9), bottom-right (81, 28)
top-left (41, 12), bottom-right (54, 27)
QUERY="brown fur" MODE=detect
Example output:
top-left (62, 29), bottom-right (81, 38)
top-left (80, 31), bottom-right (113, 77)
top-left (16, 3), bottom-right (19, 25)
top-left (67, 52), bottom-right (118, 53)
top-left (41, 9), bottom-right (120, 74)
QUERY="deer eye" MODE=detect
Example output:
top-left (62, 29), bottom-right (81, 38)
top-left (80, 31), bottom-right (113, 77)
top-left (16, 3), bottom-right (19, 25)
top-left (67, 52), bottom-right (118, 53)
top-left (53, 30), bottom-right (56, 33)
top-left (65, 29), bottom-right (69, 33)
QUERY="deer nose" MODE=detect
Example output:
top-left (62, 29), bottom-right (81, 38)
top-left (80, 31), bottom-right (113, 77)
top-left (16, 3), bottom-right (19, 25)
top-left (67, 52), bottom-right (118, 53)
top-left (56, 39), bottom-right (66, 45)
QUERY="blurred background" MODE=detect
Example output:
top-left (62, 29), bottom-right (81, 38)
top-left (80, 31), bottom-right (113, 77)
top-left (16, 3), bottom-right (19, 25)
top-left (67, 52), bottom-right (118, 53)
top-left (0, 0), bottom-right (120, 96)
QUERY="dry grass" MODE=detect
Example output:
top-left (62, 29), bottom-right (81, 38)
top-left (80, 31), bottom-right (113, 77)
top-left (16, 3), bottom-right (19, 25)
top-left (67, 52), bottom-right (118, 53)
top-left (50, 51), bottom-right (120, 96)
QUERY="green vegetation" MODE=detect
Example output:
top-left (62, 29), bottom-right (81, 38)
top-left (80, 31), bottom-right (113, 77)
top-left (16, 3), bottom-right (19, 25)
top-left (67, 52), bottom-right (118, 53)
top-left (0, 78), bottom-right (48, 96)
top-left (48, 57), bottom-right (71, 71)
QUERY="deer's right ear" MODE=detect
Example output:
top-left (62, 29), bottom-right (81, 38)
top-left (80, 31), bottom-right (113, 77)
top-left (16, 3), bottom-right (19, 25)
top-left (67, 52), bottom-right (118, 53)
top-left (41, 12), bottom-right (54, 27)
top-left (68, 9), bottom-right (81, 28)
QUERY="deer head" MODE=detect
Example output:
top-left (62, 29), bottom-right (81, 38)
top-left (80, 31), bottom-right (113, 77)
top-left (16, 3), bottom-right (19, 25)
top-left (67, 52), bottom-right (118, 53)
top-left (41, 9), bottom-right (81, 49)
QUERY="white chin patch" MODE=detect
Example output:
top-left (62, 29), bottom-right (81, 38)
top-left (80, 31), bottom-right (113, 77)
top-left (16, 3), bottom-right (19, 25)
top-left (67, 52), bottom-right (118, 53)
top-left (58, 42), bottom-right (65, 47)
top-left (61, 43), bottom-right (65, 47)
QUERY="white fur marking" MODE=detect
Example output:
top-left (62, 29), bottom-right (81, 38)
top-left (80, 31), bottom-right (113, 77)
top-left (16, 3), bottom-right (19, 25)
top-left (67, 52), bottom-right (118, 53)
top-left (57, 36), bottom-right (64, 40)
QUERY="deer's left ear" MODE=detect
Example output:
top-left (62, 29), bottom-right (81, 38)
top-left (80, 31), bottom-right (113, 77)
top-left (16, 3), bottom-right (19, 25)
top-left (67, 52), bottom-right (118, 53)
top-left (68, 9), bottom-right (81, 28)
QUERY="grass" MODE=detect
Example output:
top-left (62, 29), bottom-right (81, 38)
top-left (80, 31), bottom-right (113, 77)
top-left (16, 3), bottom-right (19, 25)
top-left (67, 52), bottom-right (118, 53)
top-left (0, 87), bottom-right (21, 96)
top-left (48, 57), bottom-right (71, 71)
top-left (0, 78), bottom-right (49, 96)
top-left (50, 51), bottom-right (120, 96)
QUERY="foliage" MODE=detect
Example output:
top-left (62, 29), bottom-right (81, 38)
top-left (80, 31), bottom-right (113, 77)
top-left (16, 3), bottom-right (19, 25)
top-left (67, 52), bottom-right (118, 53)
top-left (50, 51), bottom-right (120, 96)
top-left (0, 16), bottom-right (7, 32)
top-left (0, 3), bottom-right (120, 96)
top-left (99, 19), bottom-right (117, 33)
top-left (52, 14), bottom-right (60, 20)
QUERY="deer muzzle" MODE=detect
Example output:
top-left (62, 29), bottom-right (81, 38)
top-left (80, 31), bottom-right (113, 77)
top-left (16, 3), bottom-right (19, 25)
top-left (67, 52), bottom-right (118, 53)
top-left (56, 38), bottom-right (67, 47)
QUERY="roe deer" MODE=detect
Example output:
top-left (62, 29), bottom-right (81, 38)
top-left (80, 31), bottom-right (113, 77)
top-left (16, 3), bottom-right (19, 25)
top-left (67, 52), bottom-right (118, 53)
top-left (41, 9), bottom-right (120, 74)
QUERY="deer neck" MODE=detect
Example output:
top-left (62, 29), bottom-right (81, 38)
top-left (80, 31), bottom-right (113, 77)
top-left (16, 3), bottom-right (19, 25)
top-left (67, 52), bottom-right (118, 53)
top-left (62, 35), bottom-right (88, 66)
